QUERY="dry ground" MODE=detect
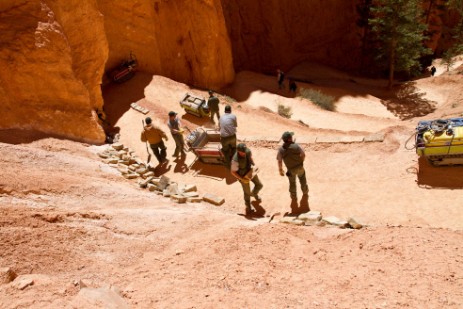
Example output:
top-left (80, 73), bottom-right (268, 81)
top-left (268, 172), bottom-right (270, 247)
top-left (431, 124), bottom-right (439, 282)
top-left (1, 60), bottom-right (463, 308)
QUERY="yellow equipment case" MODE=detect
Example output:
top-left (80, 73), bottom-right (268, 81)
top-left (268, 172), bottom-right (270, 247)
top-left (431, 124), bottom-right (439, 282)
top-left (415, 118), bottom-right (463, 165)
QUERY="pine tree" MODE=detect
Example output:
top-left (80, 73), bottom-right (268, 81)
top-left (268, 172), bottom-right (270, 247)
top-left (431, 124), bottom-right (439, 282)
top-left (369, 0), bottom-right (432, 88)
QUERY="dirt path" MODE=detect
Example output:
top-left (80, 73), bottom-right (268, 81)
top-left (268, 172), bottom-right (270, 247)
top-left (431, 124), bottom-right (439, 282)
top-left (1, 63), bottom-right (463, 308)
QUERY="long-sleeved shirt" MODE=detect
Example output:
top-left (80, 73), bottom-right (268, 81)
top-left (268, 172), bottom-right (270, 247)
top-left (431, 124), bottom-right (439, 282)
top-left (141, 124), bottom-right (167, 144)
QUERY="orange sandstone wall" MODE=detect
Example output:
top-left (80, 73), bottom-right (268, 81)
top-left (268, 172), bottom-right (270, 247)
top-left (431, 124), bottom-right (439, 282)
top-left (0, 0), bottom-right (107, 143)
top-left (0, 0), bottom-right (234, 143)
top-left (99, 0), bottom-right (235, 90)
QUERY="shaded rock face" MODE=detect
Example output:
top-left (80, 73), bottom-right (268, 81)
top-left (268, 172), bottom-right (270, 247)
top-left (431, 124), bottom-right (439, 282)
top-left (99, 0), bottom-right (235, 90)
top-left (221, 0), bottom-right (363, 73)
top-left (0, 0), bottom-right (107, 143)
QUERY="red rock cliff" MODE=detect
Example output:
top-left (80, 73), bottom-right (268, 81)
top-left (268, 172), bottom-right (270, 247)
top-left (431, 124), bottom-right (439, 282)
top-left (0, 0), bottom-right (234, 143)
top-left (0, 0), bottom-right (107, 143)
top-left (99, 0), bottom-right (235, 89)
top-left (221, 0), bottom-right (363, 73)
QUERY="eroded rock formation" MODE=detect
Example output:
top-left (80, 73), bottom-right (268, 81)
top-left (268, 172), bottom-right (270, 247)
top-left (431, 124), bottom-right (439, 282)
top-left (99, 0), bottom-right (234, 89)
top-left (0, 0), bottom-right (457, 143)
top-left (0, 0), bottom-right (107, 143)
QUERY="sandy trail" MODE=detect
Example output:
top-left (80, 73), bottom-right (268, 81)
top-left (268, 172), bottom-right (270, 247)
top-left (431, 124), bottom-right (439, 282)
top-left (1, 62), bottom-right (463, 308)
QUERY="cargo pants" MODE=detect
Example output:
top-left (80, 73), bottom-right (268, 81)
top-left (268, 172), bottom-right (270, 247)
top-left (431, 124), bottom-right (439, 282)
top-left (287, 165), bottom-right (308, 199)
top-left (240, 175), bottom-right (263, 210)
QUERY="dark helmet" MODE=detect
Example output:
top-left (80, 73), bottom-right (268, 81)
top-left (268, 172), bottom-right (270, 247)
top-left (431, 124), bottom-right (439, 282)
top-left (208, 90), bottom-right (214, 96)
top-left (281, 131), bottom-right (294, 142)
top-left (145, 117), bottom-right (152, 124)
top-left (225, 105), bottom-right (231, 113)
top-left (168, 111), bottom-right (177, 117)
top-left (237, 143), bottom-right (247, 152)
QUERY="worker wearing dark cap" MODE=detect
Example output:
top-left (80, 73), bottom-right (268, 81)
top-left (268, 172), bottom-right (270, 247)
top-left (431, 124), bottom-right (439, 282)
top-left (207, 90), bottom-right (220, 124)
top-left (277, 131), bottom-right (308, 203)
top-left (218, 105), bottom-right (237, 168)
top-left (231, 143), bottom-right (263, 216)
top-left (141, 117), bottom-right (168, 164)
top-left (167, 111), bottom-right (186, 158)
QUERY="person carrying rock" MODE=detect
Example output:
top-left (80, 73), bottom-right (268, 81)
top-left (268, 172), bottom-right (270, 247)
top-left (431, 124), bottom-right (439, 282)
top-left (219, 105), bottom-right (237, 168)
top-left (208, 90), bottom-right (220, 124)
top-left (231, 143), bottom-right (263, 216)
top-left (141, 117), bottom-right (168, 164)
top-left (167, 111), bottom-right (186, 158)
top-left (277, 131), bottom-right (308, 203)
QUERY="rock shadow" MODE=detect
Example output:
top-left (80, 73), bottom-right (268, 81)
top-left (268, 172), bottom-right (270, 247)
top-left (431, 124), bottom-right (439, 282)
top-left (0, 129), bottom-right (74, 145)
top-left (417, 157), bottom-right (463, 189)
top-left (188, 160), bottom-right (237, 184)
top-left (180, 113), bottom-right (212, 127)
top-left (101, 72), bottom-right (153, 132)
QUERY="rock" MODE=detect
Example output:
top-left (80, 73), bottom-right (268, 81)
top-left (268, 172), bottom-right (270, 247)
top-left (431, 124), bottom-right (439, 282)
top-left (118, 160), bottom-right (130, 165)
top-left (121, 154), bottom-right (131, 161)
top-left (162, 190), bottom-right (170, 197)
top-left (135, 167), bottom-right (148, 175)
top-left (12, 277), bottom-right (34, 290)
top-left (70, 287), bottom-right (129, 309)
top-left (203, 193), bottom-right (225, 206)
top-left (103, 158), bottom-right (119, 164)
top-left (123, 173), bottom-right (138, 179)
top-left (182, 184), bottom-right (197, 193)
top-left (150, 178), bottom-right (161, 185)
top-left (182, 191), bottom-right (199, 198)
top-left (111, 143), bottom-right (124, 151)
top-left (158, 176), bottom-right (171, 190)
top-left (297, 211), bottom-right (322, 225)
top-left (117, 150), bottom-right (127, 158)
top-left (322, 216), bottom-right (349, 228)
top-left (187, 197), bottom-right (202, 203)
top-left (97, 152), bottom-right (109, 159)
top-left (348, 217), bottom-right (363, 229)
top-left (128, 165), bottom-right (137, 171)
top-left (139, 176), bottom-right (154, 188)
top-left (142, 171), bottom-right (155, 178)
top-left (0, 267), bottom-right (17, 284)
top-left (364, 133), bottom-right (385, 143)
top-left (280, 217), bottom-right (305, 226)
top-left (147, 184), bottom-right (157, 192)
top-left (168, 183), bottom-right (180, 195)
top-left (171, 194), bottom-right (187, 203)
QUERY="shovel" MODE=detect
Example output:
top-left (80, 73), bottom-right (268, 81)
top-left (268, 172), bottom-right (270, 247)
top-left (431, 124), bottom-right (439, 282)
top-left (142, 119), bottom-right (151, 163)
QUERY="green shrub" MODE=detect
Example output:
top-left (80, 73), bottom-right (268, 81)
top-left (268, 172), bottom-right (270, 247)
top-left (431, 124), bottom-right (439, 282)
top-left (277, 103), bottom-right (293, 119)
top-left (298, 88), bottom-right (335, 111)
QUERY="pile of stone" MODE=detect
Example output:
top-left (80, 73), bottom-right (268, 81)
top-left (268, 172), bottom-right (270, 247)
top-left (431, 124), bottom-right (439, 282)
top-left (130, 102), bottom-right (149, 114)
top-left (279, 211), bottom-right (364, 229)
top-left (97, 143), bottom-right (225, 206)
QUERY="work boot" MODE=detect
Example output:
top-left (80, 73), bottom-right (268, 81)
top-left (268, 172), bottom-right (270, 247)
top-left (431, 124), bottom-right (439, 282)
top-left (245, 207), bottom-right (255, 217)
